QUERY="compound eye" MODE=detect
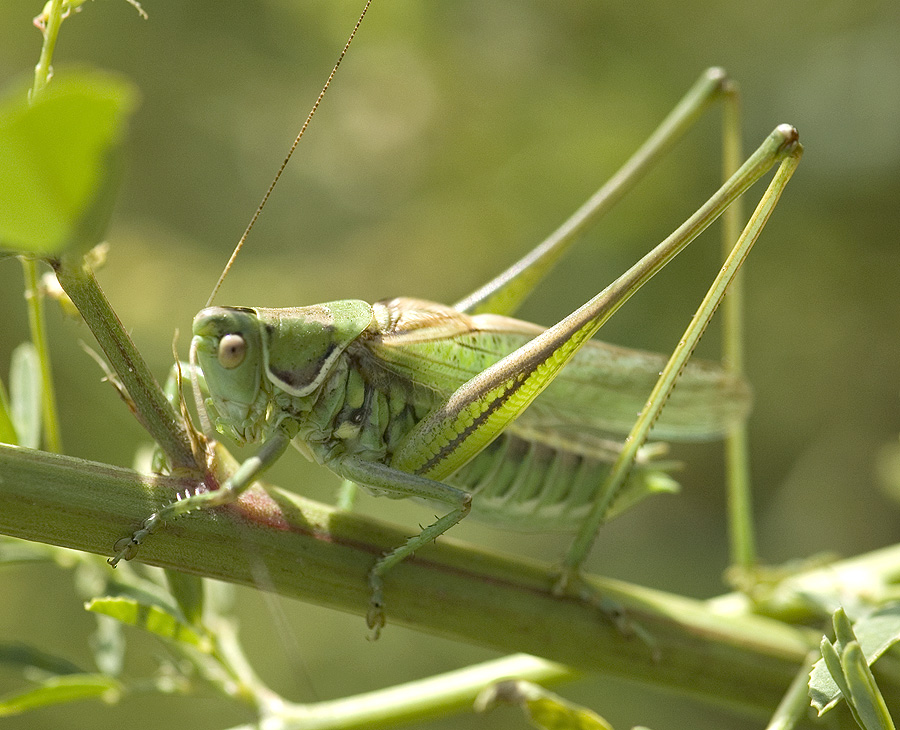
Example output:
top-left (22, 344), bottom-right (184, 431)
top-left (218, 334), bottom-right (246, 369)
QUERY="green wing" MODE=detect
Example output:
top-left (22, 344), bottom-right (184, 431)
top-left (362, 298), bottom-right (749, 444)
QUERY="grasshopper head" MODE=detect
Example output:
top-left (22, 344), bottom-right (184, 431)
top-left (192, 306), bottom-right (267, 443)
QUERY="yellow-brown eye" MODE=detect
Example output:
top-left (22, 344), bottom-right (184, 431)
top-left (218, 333), bottom-right (246, 369)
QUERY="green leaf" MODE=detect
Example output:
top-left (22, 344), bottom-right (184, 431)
top-left (476, 680), bottom-right (614, 730)
top-left (0, 376), bottom-right (15, 445)
top-left (9, 343), bottom-right (42, 449)
top-left (164, 569), bottom-right (205, 626)
top-left (0, 642), bottom-right (83, 675)
top-left (89, 614), bottom-right (126, 677)
top-left (0, 536), bottom-right (62, 564)
top-left (843, 642), bottom-right (896, 730)
top-left (834, 607), bottom-right (858, 649)
top-left (0, 70), bottom-right (138, 257)
top-left (818, 637), bottom-right (854, 717)
top-left (86, 596), bottom-right (211, 651)
top-left (810, 603), bottom-right (900, 714)
top-left (0, 674), bottom-right (120, 716)
top-left (526, 696), bottom-right (615, 730)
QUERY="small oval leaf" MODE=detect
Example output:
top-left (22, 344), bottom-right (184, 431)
top-left (0, 674), bottom-right (120, 716)
top-left (164, 569), bottom-right (205, 626)
top-left (0, 641), bottom-right (83, 675)
top-left (810, 603), bottom-right (900, 714)
top-left (9, 343), bottom-right (42, 449)
top-left (0, 70), bottom-right (138, 257)
top-left (842, 642), bottom-right (896, 730)
top-left (0, 377), bottom-right (16, 445)
top-left (476, 680), bottom-right (613, 730)
top-left (86, 596), bottom-right (209, 651)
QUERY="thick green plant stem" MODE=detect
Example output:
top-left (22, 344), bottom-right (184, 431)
top-left (5, 442), bottom-right (891, 719)
top-left (52, 260), bottom-right (197, 470)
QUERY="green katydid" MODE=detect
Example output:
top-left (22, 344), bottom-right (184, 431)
top-left (108, 16), bottom-right (802, 636)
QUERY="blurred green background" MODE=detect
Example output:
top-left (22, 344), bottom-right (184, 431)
top-left (2, 1), bottom-right (900, 728)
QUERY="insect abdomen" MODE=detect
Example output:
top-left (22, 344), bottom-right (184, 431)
top-left (447, 434), bottom-right (676, 532)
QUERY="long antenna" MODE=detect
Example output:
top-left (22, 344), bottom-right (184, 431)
top-left (205, 0), bottom-right (374, 308)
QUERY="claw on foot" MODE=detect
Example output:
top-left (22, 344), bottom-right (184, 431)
top-left (551, 565), bottom-right (658, 659)
top-left (551, 565), bottom-right (579, 596)
top-left (108, 513), bottom-right (160, 567)
top-left (108, 535), bottom-right (139, 566)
